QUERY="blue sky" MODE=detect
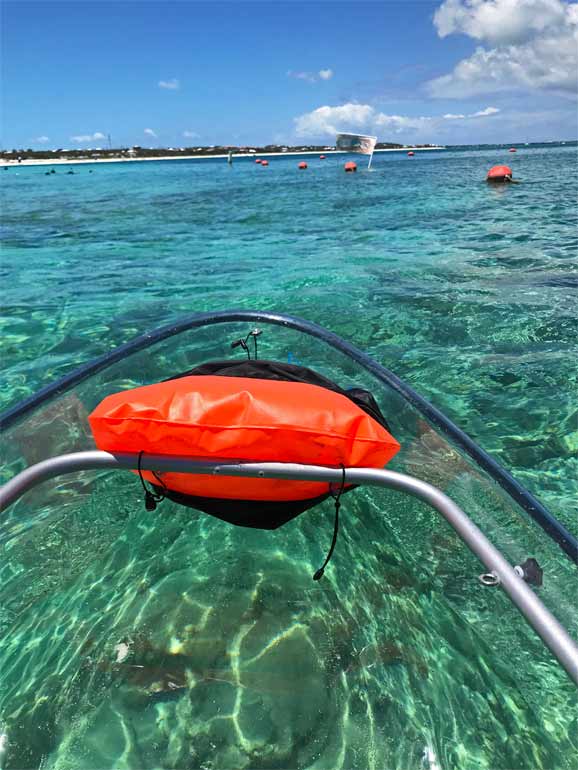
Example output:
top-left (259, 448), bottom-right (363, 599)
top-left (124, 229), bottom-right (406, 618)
top-left (2, 0), bottom-right (577, 149)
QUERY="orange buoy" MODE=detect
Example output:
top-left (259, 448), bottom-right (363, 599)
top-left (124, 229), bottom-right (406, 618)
top-left (344, 161), bottom-right (357, 173)
top-left (261, 160), bottom-right (269, 167)
top-left (298, 161), bottom-right (307, 169)
top-left (255, 159), bottom-right (262, 164)
top-left (509, 148), bottom-right (517, 152)
top-left (407, 151), bottom-right (415, 157)
top-left (319, 155), bottom-right (326, 160)
top-left (487, 165), bottom-right (513, 182)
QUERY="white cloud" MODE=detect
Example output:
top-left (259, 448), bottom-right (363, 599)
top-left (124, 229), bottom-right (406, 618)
top-left (434, 0), bottom-right (568, 45)
top-left (183, 130), bottom-right (199, 139)
top-left (373, 113), bottom-right (434, 132)
top-left (144, 128), bottom-right (157, 138)
top-left (287, 70), bottom-right (317, 83)
top-left (428, 0), bottom-right (578, 97)
top-left (472, 106), bottom-right (500, 116)
top-left (441, 106), bottom-right (499, 120)
top-left (70, 131), bottom-right (106, 143)
top-left (159, 78), bottom-right (180, 90)
top-left (287, 68), bottom-right (334, 83)
top-left (34, 135), bottom-right (50, 143)
top-left (295, 103), bottom-right (375, 135)
top-left (294, 102), bottom-right (500, 137)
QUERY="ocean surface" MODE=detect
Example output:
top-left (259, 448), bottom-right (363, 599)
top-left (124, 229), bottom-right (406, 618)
top-left (0, 143), bottom-right (577, 769)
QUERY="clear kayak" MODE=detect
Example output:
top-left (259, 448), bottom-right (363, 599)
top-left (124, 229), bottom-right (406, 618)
top-left (0, 310), bottom-right (576, 770)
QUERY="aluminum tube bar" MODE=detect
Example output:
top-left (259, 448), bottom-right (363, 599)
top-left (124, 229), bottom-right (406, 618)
top-left (1, 451), bottom-right (577, 687)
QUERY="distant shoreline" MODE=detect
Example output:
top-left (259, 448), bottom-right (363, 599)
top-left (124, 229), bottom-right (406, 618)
top-left (0, 146), bottom-right (445, 168)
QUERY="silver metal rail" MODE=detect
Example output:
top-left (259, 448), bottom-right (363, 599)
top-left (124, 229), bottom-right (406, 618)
top-left (1, 451), bottom-right (577, 687)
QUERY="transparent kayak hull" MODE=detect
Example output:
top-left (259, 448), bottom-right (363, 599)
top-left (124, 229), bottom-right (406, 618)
top-left (1, 311), bottom-right (576, 770)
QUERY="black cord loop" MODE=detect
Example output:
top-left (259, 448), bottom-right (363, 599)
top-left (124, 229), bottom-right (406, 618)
top-left (231, 329), bottom-right (261, 360)
top-left (137, 450), bottom-right (167, 511)
top-left (313, 465), bottom-right (346, 581)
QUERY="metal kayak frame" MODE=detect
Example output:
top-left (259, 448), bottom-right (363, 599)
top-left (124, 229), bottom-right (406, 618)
top-left (1, 451), bottom-right (577, 687)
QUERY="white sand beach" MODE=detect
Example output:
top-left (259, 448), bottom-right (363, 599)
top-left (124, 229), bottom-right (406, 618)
top-left (0, 147), bottom-right (445, 168)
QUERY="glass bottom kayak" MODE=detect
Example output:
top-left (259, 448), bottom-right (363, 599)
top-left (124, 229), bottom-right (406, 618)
top-left (0, 311), bottom-right (576, 770)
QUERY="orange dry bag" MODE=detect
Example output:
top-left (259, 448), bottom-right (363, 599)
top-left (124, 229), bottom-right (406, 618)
top-left (89, 360), bottom-right (400, 528)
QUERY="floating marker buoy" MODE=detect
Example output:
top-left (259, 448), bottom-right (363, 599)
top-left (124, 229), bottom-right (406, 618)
top-left (298, 162), bottom-right (307, 169)
top-left (344, 161), bottom-right (357, 173)
top-left (319, 155), bottom-right (326, 160)
top-left (487, 165), bottom-right (513, 182)
top-left (407, 151), bottom-right (415, 157)
top-left (261, 160), bottom-right (269, 167)
top-left (509, 148), bottom-right (517, 152)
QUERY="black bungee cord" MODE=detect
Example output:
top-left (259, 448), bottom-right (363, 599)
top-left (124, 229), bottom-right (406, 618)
top-left (231, 329), bottom-right (261, 360)
top-left (137, 450), bottom-right (167, 511)
top-left (313, 465), bottom-right (346, 581)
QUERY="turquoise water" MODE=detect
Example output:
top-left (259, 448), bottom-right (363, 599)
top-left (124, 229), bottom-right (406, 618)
top-left (1, 145), bottom-right (577, 769)
top-left (2, 145), bottom-right (577, 520)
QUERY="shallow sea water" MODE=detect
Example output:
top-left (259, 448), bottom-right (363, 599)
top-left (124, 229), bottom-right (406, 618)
top-left (2, 145), bottom-right (577, 518)
top-left (0, 145), bottom-right (577, 769)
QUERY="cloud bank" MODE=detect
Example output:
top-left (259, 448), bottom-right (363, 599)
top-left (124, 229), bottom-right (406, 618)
top-left (427, 0), bottom-right (578, 97)
top-left (294, 102), bottom-right (500, 137)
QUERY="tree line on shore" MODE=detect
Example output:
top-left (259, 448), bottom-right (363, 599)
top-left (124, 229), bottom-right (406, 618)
top-left (1, 142), bottom-right (439, 162)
